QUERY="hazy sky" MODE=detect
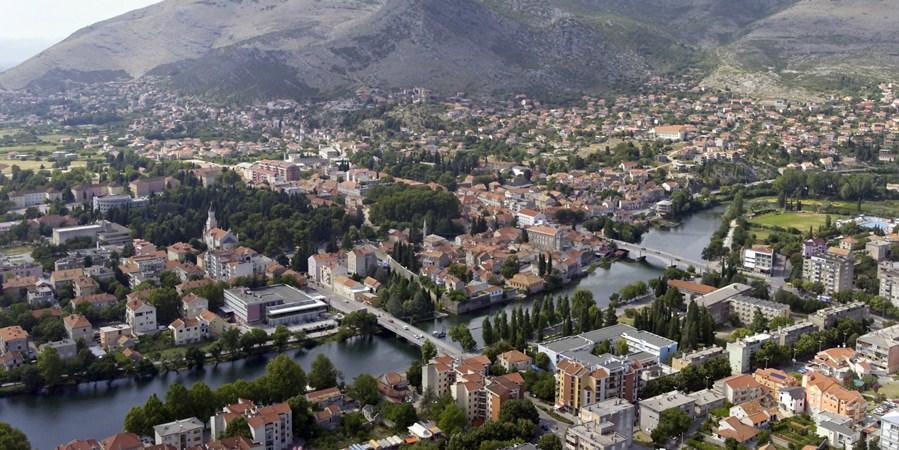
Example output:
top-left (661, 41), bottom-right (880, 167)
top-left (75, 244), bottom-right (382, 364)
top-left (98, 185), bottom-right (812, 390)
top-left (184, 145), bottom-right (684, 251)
top-left (0, 0), bottom-right (161, 67)
top-left (1, 0), bottom-right (161, 40)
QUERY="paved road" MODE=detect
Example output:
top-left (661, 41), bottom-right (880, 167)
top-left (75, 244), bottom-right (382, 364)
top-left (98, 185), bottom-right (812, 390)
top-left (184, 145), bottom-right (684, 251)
top-left (307, 284), bottom-right (463, 358)
top-left (609, 239), bottom-right (719, 273)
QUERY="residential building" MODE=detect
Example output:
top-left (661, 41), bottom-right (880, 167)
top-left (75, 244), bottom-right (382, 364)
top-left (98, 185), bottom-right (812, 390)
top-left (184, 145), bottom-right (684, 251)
top-left (347, 245), bottom-right (377, 277)
top-left (99, 324), bottom-right (133, 350)
top-left (671, 346), bottom-right (725, 370)
top-left (728, 295), bottom-right (790, 325)
top-left (715, 374), bottom-right (766, 405)
top-left (881, 409), bottom-right (899, 450)
top-left (63, 314), bottom-right (93, 342)
top-left (880, 261), bottom-right (899, 307)
top-left (753, 368), bottom-right (799, 398)
top-left (694, 283), bottom-right (752, 324)
top-left (809, 302), bottom-right (868, 330)
top-left (715, 416), bottom-right (759, 444)
top-left (855, 323), bottom-right (899, 374)
top-left (181, 293), bottom-right (208, 319)
top-left (92, 194), bottom-right (136, 213)
top-left (779, 386), bottom-right (806, 415)
top-left (565, 398), bottom-right (634, 450)
top-left (802, 238), bottom-right (827, 258)
top-left (153, 417), bottom-right (204, 450)
top-left (126, 299), bottom-right (158, 335)
top-left (39, 338), bottom-right (77, 360)
top-left (770, 321), bottom-right (817, 346)
top-left (224, 284), bottom-right (328, 326)
top-left (816, 420), bottom-right (860, 450)
top-left (332, 275), bottom-right (370, 300)
top-left (129, 176), bottom-right (179, 197)
top-left (0, 325), bottom-right (32, 358)
top-left (803, 252), bottom-right (854, 294)
top-left (638, 390), bottom-right (695, 432)
top-left (726, 333), bottom-right (771, 374)
top-left (210, 399), bottom-right (293, 450)
top-left (742, 245), bottom-right (775, 274)
top-left (803, 371), bottom-right (866, 422)
top-left (507, 272), bottom-right (545, 294)
top-left (169, 318), bottom-right (204, 345)
top-left (729, 399), bottom-right (776, 428)
top-left (497, 350), bottom-right (532, 372)
top-left (516, 208), bottom-right (546, 227)
top-left (867, 239), bottom-right (891, 261)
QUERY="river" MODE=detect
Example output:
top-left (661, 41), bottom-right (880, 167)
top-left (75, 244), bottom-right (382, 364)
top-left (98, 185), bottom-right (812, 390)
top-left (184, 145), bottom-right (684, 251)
top-left (1, 205), bottom-right (725, 449)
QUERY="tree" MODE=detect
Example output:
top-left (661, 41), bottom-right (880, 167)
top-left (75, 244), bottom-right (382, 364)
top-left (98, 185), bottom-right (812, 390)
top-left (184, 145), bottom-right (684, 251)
top-left (538, 433), bottom-right (563, 450)
top-left (615, 339), bottom-right (629, 356)
top-left (221, 328), bottom-right (240, 355)
top-left (750, 308), bottom-right (768, 333)
top-left (143, 394), bottom-right (169, 428)
top-left (309, 353), bottom-right (340, 390)
top-left (438, 402), bottom-right (467, 436)
top-left (272, 325), bottom-right (291, 352)
top-left (263, 354), bottom-right (307, 402)
top-left (188, 382), bottom-right (218, 421)
top-left (498, 399), bottom-right (539, 425)
top-left (224, 416), bottom-right (253, 439)
top-left (0, 422), bottom-right (30, 450)
top-left (449, 324), bottom-right (477, 352)
top-left (349, 373), bottom-right (381, 406)
top-left (37, 346), bottom-right (65, 387)
top-left (384, 402), bottom-right (419, 432)
top-left (420, 340), bottom-right (437, 364)
top-left (124, 406), bottom-right (149, 436)
top-left (651, 408), bottom-right (691, 447)
top-left (604, 304), bottom-right (618, 327)
top-left (165, 384), bottom-right (193, 420)
top-left (482, 317), bottom-right (495, 347)
top-left (287, 395), bottom-right (314, 438)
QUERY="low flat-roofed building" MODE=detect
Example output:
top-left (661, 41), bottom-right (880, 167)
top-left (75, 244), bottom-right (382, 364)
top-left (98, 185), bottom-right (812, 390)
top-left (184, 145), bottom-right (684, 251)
top-left (672, 346), bottom-right (725, 370)
top-left (639, 390), bottom-right (695, 432)
top-left (695, 283), bottom-right (752, 324)
top-left (224, 284), bottom-right (328, 326)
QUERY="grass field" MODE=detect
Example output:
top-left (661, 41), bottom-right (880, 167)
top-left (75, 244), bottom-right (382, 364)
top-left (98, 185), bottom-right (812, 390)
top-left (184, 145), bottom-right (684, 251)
top-left (0, 143), bottom-right (59, 154)
top-left (878, 383), bottom-right (899, 399)
top-left (749, 226), bottom-right (773, 240)
top-left (750, 211), bottom-right (834, 230)
top-left (751, 196), bottom-right (899, 217)
top-left (0, 128), bottom-right (21, 137)
top-left (1, 246), bottom-right (32, 256)
top-left (0, 159), bottom-right (47, 173)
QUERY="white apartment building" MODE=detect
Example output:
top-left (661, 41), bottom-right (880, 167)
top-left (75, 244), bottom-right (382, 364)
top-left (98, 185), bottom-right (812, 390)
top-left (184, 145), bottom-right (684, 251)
top-left (126, 299), bottom-right (157, 334)
top-left (742, 245), bottom-right (774, 274)
top-left (154, 417), bottom-right (204, 450)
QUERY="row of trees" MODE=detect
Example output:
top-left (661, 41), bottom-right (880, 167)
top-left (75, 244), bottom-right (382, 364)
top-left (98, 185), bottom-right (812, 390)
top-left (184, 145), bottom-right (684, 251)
top-left (632, 288), bottom-right (715, 352)
top-left (124, 354), bottom-right (340, 438)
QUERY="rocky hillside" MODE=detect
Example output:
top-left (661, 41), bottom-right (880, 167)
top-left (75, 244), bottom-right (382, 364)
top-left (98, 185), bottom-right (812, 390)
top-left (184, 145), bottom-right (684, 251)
top-left (1, 0), bottom-right (895, 100)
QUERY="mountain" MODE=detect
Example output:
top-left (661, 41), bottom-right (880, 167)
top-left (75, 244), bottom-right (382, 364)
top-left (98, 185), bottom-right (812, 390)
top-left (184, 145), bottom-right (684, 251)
top-left (1, 0), bottom-right (896, 100)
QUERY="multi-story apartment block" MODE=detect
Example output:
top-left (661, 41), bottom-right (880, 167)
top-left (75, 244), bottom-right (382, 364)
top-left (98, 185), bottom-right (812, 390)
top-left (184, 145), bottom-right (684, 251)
top-left (803, 251), bottom-right (854, 294)
top-left (639, 391), bottom-right (695, 432)
top-left (671, 346), bottom-right (726, 370)
top-left (809, 302), bottom-right (868, 330)
top-left (210, 399), bottom-right (293, 450)
top-left (126, 299), bottom-right (158, 335)
top-left (347, 245), bottom-right (377, 277)
top-left (715, 374), bottom-right (766, 405)
top-left (729, 295), bottom-right (790, 325)
top-left (882, 409), bottom-right (899, 450)
top-left (803, 371), bottom-right (866, 422)
top-left (726, 333), bottom-right (771, 375)
top-left (153, 417), bottom-right (204, 450)
top-left (855, 324), bottom-right (899, 374)
top-left (422, 355), bottom-right (523, 423)
top-left (742, 245), bottom-right (775, 274)
top-left (565, 398), bottom-right (635, 450)
top-left (880, 262), bottom-right (899, 307)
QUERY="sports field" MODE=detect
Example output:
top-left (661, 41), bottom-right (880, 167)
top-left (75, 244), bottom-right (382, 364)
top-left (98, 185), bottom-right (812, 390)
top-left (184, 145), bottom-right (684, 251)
top-left (750, 211), bottom-right (834, 229)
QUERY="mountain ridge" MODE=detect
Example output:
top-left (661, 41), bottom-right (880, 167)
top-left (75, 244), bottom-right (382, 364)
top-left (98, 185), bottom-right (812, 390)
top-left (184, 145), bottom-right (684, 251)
top-left (1, 0), bottom-right (896, 100)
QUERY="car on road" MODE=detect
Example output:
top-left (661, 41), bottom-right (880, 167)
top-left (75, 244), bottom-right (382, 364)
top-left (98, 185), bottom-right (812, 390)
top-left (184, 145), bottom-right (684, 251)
top-left (403, 325), bottom-right (409, 330)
